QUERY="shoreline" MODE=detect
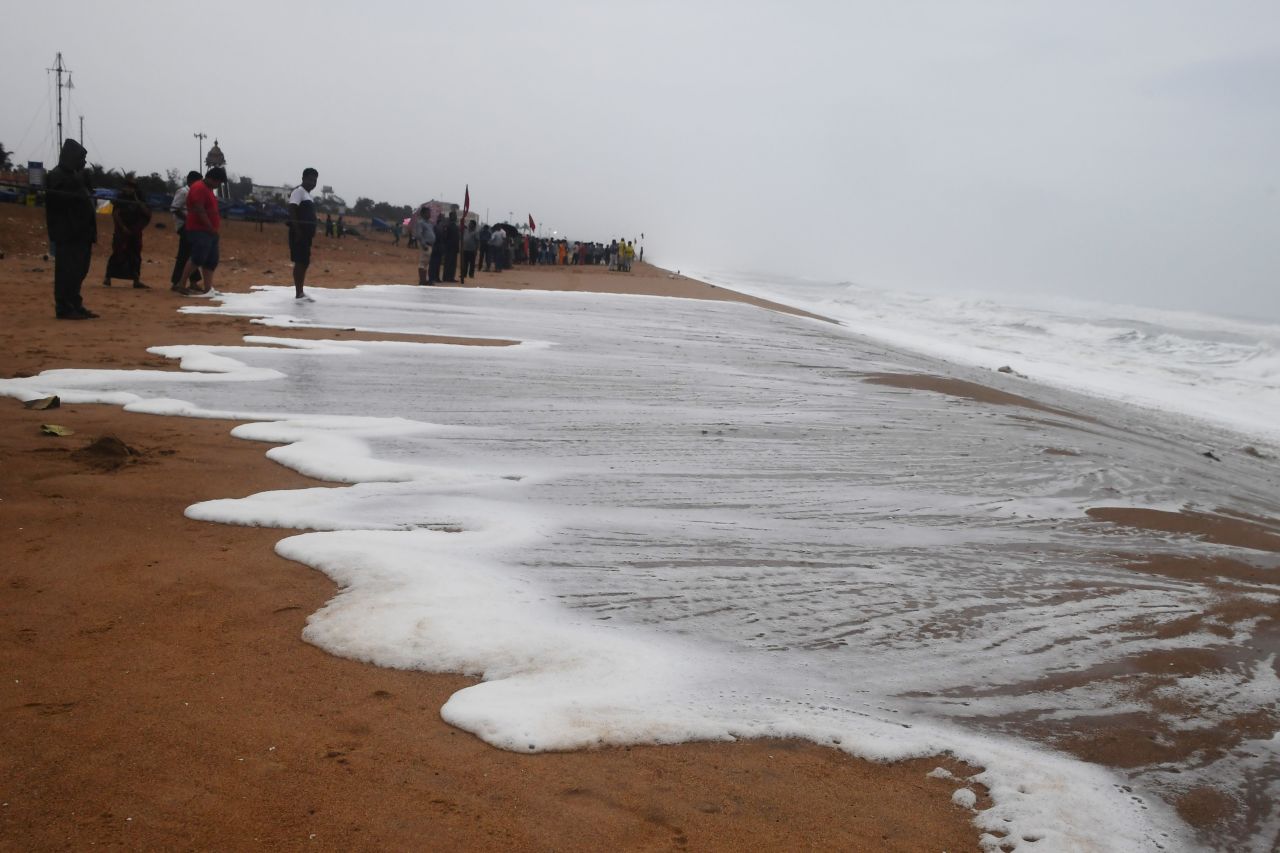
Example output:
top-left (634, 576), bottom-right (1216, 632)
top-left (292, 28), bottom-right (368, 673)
top-left (1, 208), bottom-right (986, 850)
top-left (4, 206), bottom-right (1277, 849)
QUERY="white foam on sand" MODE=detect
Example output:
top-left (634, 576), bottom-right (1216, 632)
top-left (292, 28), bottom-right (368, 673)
top-left (7, 282), bottom-right (1278, 851)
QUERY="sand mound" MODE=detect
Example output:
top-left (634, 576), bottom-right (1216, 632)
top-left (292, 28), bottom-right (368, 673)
top-left (71, 435), bottom-right (139, 470)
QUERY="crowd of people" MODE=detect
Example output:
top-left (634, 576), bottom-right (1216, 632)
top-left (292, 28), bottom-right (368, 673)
top-left (402, 205), bottom-right (642, 286)
top-left (43, 137), bottom-right (642, 318)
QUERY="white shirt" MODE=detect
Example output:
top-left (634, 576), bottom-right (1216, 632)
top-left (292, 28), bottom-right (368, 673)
top-left (170, 185), bottom-right (190, 229)
top-left (288, 185), bottom-right (313, 206)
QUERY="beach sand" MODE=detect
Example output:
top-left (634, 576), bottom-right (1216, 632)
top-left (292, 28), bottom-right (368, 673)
top-left (1, 207), bottom-right (985, 851)
top-left (3, 206), bottom-right (1277, 850)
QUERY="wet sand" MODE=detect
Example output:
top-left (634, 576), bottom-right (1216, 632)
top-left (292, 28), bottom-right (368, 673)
top-left (0, 207), bottom-right (983, 850)
top-left (3, 205), bottom-right (1277, 850)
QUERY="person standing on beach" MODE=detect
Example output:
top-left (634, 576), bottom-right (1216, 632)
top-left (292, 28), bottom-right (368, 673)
top-left (45, 138), bottom-right (98, 319)
top-left (427, 212), bottom-right (445, 284)
top-left (325, 213), bottom-right (334, 238)
top-left (441, 208), bottom-right (461, 282)
top-left (175, 166), bottom-right (226, 295)
top-left (102, 177), bottom-right (151, 289)
top-left (487, 225), bottom-right (506, 272)
top-left (479, 223), bottom-right (493, 271)
top-left (336, 213), bottom-right (344, 239)
top-left (461, 219), bottom-right (479, 280)
top-left (287, 167), bottom-right (319, 301)
top-left (169, 170), bottom-right (203, 291)
top-left (413, 204), bottom-right (435, 286)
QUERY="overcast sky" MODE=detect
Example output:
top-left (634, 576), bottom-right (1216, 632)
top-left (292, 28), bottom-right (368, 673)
top-left (3, 1), bottom-right (1278, 318)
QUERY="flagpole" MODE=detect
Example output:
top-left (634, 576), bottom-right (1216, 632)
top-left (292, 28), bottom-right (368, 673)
top-left (459, 184), bottom-right (470, 285)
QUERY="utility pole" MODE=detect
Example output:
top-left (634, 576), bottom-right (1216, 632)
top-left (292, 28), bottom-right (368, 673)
top-left (194, 132), bottom-right (207, 171)
top-left (48, 53), bottom-right (71, 151)
top-left (79, 115), bottom-right (84, 144)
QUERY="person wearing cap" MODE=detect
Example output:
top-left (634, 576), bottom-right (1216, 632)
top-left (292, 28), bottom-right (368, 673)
top-left (102, 176), bottom-right (152, 289)
top-left (287, 167), bottom-right (319, 300)
top-left (176, 166), bottom-right (226, 295)
top-left (169, 170), bottom-right (203, 291)
top-left (45, 138), bottom-right (98, 319)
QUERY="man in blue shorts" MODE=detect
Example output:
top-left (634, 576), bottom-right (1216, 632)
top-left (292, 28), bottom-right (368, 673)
top-left (176, 166), bottom-right (226, 295)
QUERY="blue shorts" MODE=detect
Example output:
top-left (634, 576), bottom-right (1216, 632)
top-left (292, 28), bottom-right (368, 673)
top-left (188, 231), bottom-right (220, 270)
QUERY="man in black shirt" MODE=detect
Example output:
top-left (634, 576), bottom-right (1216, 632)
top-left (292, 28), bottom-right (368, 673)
top-left (287, 167), bottom-right (319, 300)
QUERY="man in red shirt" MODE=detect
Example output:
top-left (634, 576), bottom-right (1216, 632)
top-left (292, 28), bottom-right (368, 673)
top-left (175, 166), bottom-right (226, 295)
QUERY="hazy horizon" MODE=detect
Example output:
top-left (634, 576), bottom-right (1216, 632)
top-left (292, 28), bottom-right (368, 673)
top-left (3, 1), bottom-right (1277, 319)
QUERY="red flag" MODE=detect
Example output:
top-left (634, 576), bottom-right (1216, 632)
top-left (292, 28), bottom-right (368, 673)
top-left (463, 185), bottom-right (470, 219)
top-left (528, 213), bottom-right (536, 232)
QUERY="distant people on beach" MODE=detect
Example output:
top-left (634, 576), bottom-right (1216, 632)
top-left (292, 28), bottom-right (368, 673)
top-left (336, 214), bottom-right (344, 239)
top-left (175, 166), bottom-right (226, 295)
top-left (391, 220), bottom-right (402, 246)
top-left (45, 138), bottom-right (98, 319)
top-left (325, 213), bottom-right (334, 238)
top-left (287, 167), bottom-right (319, 301)
top-left (413, 204), bottom-right (435, 286)
top-left (169, 170), bottom-right (203, 291)
top-left (102, 176), bottom-right (152, 289)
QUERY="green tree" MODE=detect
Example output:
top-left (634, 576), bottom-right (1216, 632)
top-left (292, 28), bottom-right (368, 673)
top-left (136, 172), bottom-right (168, 197)
top-left (353, 196), bottom-right (375, 216)
top-left (87, 163), bottom-right (125, 191)
top-left (370, 201), bottom-right (411, 221)
top-left (0, 142), bottom-right (11, 170)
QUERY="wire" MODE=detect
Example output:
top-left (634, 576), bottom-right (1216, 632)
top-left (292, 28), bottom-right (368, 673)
top-left (84, 129), bottom-right (106, 168)
top-left (12, 95), bottom-right (49, 162)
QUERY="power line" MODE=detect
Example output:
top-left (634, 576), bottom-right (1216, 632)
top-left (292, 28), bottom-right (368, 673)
top-left (12, 95), bottom-right (49, 161)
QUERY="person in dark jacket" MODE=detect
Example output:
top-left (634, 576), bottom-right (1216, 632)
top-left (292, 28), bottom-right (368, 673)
top-left (427, 212), bottom-right (445, 284)
top-left (45, 138), bottom-right (99, 319)
top-left (103, 176), bottom-right (152, 288)
top-left (478, 224), bottom-right (492, 271)
top-left (441, 208), bottom-right (461, 282)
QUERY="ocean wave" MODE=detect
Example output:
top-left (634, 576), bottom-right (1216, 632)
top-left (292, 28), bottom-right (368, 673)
top-left (688, 268), bottom-right (1280, 445)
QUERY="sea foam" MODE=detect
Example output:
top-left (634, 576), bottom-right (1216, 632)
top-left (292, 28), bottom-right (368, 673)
top-left (7, 281), bottom-right (1276, 850)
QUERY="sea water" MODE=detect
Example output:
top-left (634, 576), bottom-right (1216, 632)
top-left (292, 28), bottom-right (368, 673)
top-left (4, 282), bottom-right (1278, 852)
top-left (690, 269), bottom-right (1280, 447)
